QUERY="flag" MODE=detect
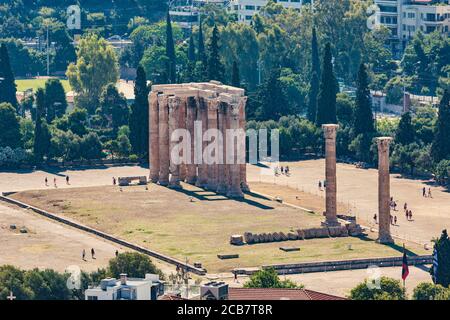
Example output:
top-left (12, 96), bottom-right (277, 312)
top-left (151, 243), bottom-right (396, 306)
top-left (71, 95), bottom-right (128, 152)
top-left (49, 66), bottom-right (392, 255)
top-left (402, 246), bottom-right (409, 281)
top-left (432, 245), bottom-right (439, 284)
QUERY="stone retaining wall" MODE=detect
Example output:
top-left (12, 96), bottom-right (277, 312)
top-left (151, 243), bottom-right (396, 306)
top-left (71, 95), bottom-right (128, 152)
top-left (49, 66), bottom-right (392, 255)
top-left (234, 255), bottom-right (432, 275)
top-left (0, 194), bottom-right (206, 275)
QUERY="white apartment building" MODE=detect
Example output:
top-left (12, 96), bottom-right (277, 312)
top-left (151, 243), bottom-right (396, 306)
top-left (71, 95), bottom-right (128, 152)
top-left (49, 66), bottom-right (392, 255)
top-left (375, 0), bottom-right (450, 56)
top-left (229, 0), bottom-right (312, 24)
top-left (84, 274), bottom-right (163, 301)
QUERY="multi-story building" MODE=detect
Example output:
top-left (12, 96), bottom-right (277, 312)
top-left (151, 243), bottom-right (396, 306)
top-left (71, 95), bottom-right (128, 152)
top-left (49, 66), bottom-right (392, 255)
top-left (84, 274), bottom-right (164, 300)
top-left (170, 0), bottom-right (229, 29)
top-left (375, 0), bottom-right (450, 56)
top-left (229, 0), bottom-right (312, 24)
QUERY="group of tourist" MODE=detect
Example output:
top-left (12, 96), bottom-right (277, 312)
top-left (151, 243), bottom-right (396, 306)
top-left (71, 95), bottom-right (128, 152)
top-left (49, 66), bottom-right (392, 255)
top-left (422, 187), bottom-right (432, 198)
top-left (274, 165), bottom-right (290, 177)
top-left (318, 180), bottom-right (326, 191)
top-left (44, 175), bottom-right (70, 188)
top-left (81, 248), bottom-right (96, 261)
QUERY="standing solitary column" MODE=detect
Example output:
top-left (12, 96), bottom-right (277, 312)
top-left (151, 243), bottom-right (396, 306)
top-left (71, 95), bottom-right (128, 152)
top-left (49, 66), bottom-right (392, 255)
top-left (158, 95), bottom-right (170, 186)
top-left (227, 103), bottom-right (244, 198)
top-left (377, 137), bottom-right (394, 244)
top-left (185, 96), bottom-right (197, 184)
top-left (149, 91), bottom-right (160, 183)
top-left (168, 97), bottom-right (182, 189)
top-left (179, 98), bottom-right (187, 182)
top-left (322, 124), bottom-right (340, 226)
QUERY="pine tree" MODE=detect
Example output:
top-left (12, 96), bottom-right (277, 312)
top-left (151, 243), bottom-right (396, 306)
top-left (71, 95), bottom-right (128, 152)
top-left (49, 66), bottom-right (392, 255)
top-left (354, 63), bottom-right (375, 135)
top-left (129, 66), bottom-right (149, 157)
top-left (165, 12), bottom-right (176, 84)
top-left (0, 43), bottom-right (17, 109)
top-left (185, 33), bottom-right (196, 82)
top-left (432, 90), bottom-right (450, 162)
top-left (44, 79), bottom-right (67, 123)
top-left (231, 60), bottom-right (240, 87)
top-left (431, 230), bottom-right (450, 288)
top-left (396, 112), bottom-right (415, 145)
top-left (308, 27), bottom-right (320, 122)
top-left (33, 88), bottom-right (51, 162)
top-left (207, 25), bottom-right (225, 83)
top-left (316, 43), bottom-right (338, 126)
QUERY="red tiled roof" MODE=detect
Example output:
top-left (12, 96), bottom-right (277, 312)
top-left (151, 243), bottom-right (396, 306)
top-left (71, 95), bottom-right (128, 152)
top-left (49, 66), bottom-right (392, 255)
top-left (228, 288), bottom-right (346, 301)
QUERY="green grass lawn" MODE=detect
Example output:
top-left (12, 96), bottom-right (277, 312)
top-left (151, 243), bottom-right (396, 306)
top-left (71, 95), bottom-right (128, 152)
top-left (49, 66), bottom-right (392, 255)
top-left (15, 79), bottom-right (72, 93)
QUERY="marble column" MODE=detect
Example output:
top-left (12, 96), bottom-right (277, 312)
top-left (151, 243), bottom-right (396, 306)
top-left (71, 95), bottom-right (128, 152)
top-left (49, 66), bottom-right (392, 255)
top-left (239, 97), bottom-right (249, 192)
top-left (149, 91), bottom-right (160, 183)
top-left (179, 98), bottom-right (187, 182)
top-left (216, 102), bottom-right (228, 194)
top-left (185, 96), bottom-right (197, 184)
top-left (158, 95), bottom-right (170, 186)
top-left (195, 97), bottom-right (209, 188)
top-left (168, 96), bottom-right (182, 189)
top-left (377, 137), bottom-right (394, 244)
top-left (322, 124), bottom-right (340, 227)
top-left (227, 103), bottom-right (244, 198)
top-left (206, 99), bottom-right (219, 191)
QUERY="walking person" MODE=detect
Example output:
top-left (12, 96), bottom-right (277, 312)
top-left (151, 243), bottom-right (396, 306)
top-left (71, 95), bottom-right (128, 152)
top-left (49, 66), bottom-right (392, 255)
top-left (44, 177), bottom-right (48, 186)
top-left (394, 216), bottom-right (397, 225)
top-left (373, 214), bottom-right (377, 224)
top-left (422, 187), bottom-right (426, 197)
top-left (318, 181), bottom-right (322, 191)
top-left (113, 177), bottom-right (116, 185)
top-left (82, 249), bottom-right (86, 261)
top-left (409, 211), bottom-right (413, 221)
top-left (53, 178), bottom-right (57, 188)
top-left (66, 175), bottom-right (70, 185)
top-left (428, 188), bottom-right (432, 198)
top-left (91, 248), bottom-right (95, 259)
top-left (115, 250), bottom-right (119, 258)
top-left (404, 202), bottom-right (407, 212)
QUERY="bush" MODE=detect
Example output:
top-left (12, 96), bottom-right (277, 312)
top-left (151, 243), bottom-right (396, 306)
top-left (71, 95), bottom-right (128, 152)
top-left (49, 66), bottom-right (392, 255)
top-left (107, 252), bottom-right (164, 280)
top-left (349, 277), bottom-right (406, 300)
top-left (413, 282), bottom-right (450, 300)
top-left (244, 267), bottom-right (302, 289)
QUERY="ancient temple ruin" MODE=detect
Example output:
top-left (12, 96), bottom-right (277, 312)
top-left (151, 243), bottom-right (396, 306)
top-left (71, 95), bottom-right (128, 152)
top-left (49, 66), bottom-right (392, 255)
top-left (148, 81), bottom-right (249, 198)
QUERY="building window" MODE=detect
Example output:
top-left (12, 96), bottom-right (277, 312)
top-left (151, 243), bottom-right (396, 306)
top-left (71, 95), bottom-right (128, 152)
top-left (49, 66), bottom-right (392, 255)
top-left (245, 15), bottom-right (252, 20)
top-left (245, 5), bottom-right (255, 10)
top-left (87, 296), bottom-right (98, 301)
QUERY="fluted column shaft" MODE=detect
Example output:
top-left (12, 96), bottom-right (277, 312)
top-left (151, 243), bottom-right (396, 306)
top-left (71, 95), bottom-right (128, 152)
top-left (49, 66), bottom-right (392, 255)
top-left (322, 124), bottom-right (340, 226)
top-left (216, 102), bottom-right (228, 194)
top-left (149, 92), bottom-right (160, 183)
top-left (196, 98), bottom-right (208, 188)
top-left (227, 103), bottom-right (244, 198)
top-left (168, 97), bottom-right (181, 189)
top-left (377, 137), bottom-right (394, 244)
top-left (158, 95), bottom-right (170, 186)
top-left (206, 99), bottom-right (219, 190)
top-left (186, 97), bottom-right (197, 184)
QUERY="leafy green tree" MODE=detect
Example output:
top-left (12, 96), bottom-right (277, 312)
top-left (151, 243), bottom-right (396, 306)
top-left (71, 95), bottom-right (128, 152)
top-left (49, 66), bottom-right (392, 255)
top-left (431, 230), bottom-right (450, 288)
top-left (0, 265), bottom-right (33, 300)
top-left (80, 132), bottom-right (103, 160)
top-left (165, 12), bottom-right (176, 84)
top-left (67, 108), bottom-right (88, 137)
top-left (99, 84), bottom-right (129, 132)
top-left (349, 277), bottom-right (406, 300)
top-left (0, 103), bottom-right (22, 148)
top-left (23, 269), bottom-right (71, 300)
top-left (434, 160), bottom-right (450, 186)
top-left (431, 90), bottom-right (450, 162)
top-left (66, 34), bottom-right (119, 113)
top-left (257, 68), bottom-right (288, 121)
top-left (0, 43), bottom-right (17, 108)
top-left (316, 43), bottom-right (337, 126)
top-left (207, 25), bottom-right (225, 83)
top-left (33, 88), bottom-right (51, 162)
top-left (129, 66), bottom-right (149, 157)
top-left (413, 282), bottom-right (450, 300)
top-left (396, 112), bottom-right (415, 145)
top-left (244, 267), bottom-right (300, 289)
top-left (107, 252), bottom-right (164, 279)
top-left (336, 93), bottom-right (355, 127)
top-left (308, 27), bottom-right (320, 122)
top-left (44, 79), bottom-right (67, 122)
top-left (354, 63), bottom-right (374, 136)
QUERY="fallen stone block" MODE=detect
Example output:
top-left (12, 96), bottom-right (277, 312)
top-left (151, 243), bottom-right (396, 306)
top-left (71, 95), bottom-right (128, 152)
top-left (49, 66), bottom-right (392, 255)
top-left (280, 247), bottom-right (300, 252)
top-left (287, 233), bottom-right (298, 240)
top-left (230, 234), bottom-right (244, 245)
top-left (217, 254), bottom-right (239, 260)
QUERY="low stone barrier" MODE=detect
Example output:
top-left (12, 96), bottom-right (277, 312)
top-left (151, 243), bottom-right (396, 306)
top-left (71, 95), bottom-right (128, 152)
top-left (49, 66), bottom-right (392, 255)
top-left (0, 194), bottom-right (206, 275)
top-left (234, 255), bottom-right (433, 275)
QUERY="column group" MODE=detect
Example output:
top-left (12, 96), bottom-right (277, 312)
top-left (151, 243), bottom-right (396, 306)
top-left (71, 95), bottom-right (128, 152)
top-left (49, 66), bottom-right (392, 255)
top-left (148, 82), bottom-right (248, 198)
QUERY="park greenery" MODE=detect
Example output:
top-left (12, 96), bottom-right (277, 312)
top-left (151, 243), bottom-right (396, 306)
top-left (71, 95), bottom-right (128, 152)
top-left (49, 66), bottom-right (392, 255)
top-left (244, 267), bottom-right (302, 289)
top-left (0, 0), bottom-right (449, 187)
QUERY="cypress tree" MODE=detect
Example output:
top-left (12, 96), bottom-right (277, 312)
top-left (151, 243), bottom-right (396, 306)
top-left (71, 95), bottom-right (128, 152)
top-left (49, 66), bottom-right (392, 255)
top-left (396, 112), bottom-right (415, 145)
top-left (165, 12), bottom-right (176, 84)
top-left (185, 33), bottom-right (196, 82)
top-left (354, 63), bottom-right (375, 135)
top-left (207, 25), bottom-right (225, 83)
top-left (258, 68), bottom-right (288, 121)
top-left (198, 19), bottom-right (207, 66)
top-left (44, 79), bottom-right (67, 122)
top-left (188, 33), bottom-right (196, 62)
top-left (129, 66), bottom-right (149, 157)
top-left (0, 43), bottom-right (17, 109)
top-left (432, 90), bottom-right (450, 161)
top-left (316, 43), bottom-right (338, 126)
top-left (308, 27), bottom-right (320, 122)
top-left (33, 88), bottom-right (51, 162)
top-left (231, 60), bottom-right (240, 87)
top-left (431, 230), bottom-right (450, 288)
